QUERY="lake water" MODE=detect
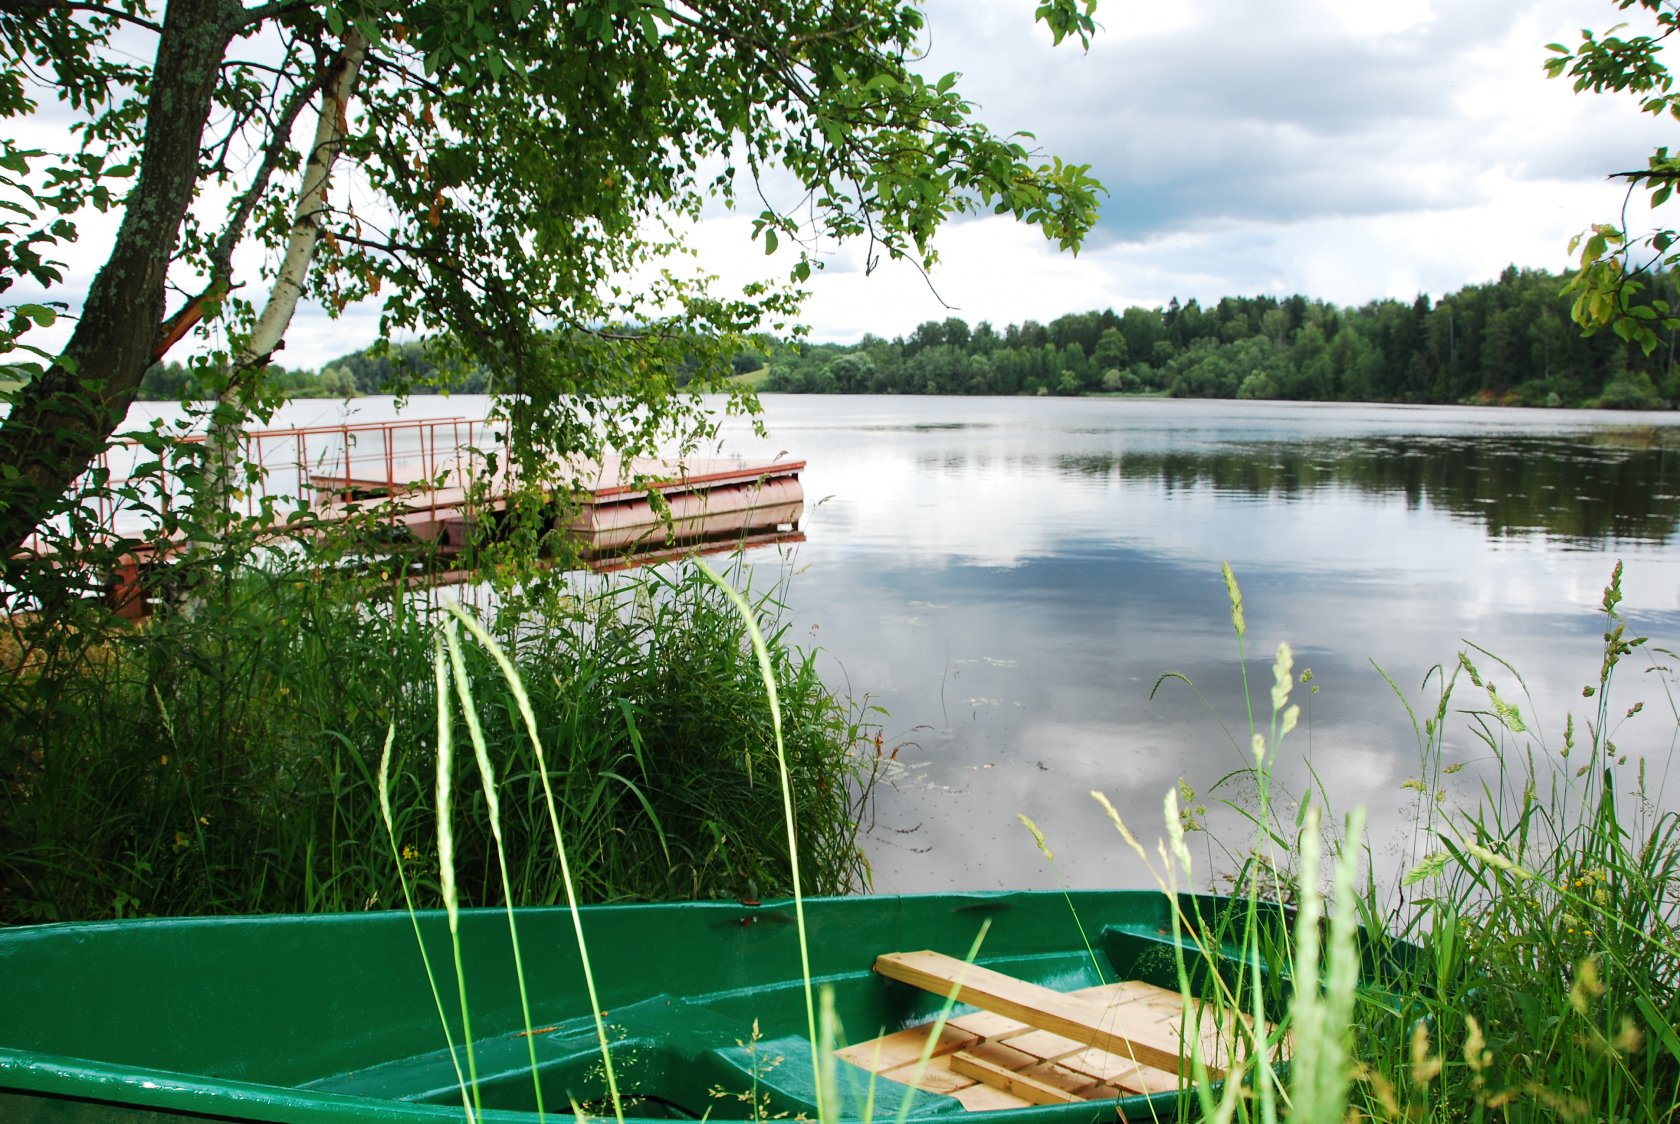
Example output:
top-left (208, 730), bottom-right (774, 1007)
top-left (131, 394), bottom-right (1680, 895)
top-left (707, 396), bottom-right (1680, 896)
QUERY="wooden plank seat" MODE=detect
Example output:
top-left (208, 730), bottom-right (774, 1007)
top-left (837, 950), bottom-right (1259, 1113)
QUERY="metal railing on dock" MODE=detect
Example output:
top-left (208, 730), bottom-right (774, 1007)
top-left (19, 417), bottom-right (804, 616)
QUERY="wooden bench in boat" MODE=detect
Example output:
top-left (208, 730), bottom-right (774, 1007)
top-left (837, 950), bottom-right (1261, 1113)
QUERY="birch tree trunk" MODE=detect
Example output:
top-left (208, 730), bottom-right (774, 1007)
top-left (202, 31), bottom-right (369, 532)
top-left (0, 0), bottom-right (233, 566)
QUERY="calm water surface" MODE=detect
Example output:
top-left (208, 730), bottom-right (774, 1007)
top-left (706, 396), bottom-right (1680, 894)
top-left (139, 394), bottom-right (1680, 894)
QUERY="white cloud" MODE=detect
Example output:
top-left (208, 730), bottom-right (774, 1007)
top-left (14, 0), bottom-right (1678, 371)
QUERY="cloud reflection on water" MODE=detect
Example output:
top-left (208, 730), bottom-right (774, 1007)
top-left (714, 397), bottom-right (1680, 894)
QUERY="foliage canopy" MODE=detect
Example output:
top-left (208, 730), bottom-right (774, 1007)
top-left (1549, 0), bottom-right (1680, 352)
top-left (0, 0), bottom-right (1103, 571)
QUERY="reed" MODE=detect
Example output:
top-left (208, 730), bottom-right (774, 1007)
top-left (1128, 561), bottom-right (1680, 1124)
top-left (391, 563), bottom-right (987, 1124)
top-left (0, 557), bottom-right (877, 923)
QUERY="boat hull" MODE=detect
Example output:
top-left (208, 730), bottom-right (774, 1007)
top-left (0, 891), bottom-right (1282, 1124)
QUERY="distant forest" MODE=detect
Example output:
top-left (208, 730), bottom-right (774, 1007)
top-left (136, 340), bottom-right (485, 402)
top-left (762, 266), bottom-right (1679, 409)
top-left (137, 265), bottom-right (1678, 408)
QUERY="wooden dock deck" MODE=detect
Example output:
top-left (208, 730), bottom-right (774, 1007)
top-left (23, 419), bottom-right (805, 617)
top-left (306, 453), bottom-right (805, 555)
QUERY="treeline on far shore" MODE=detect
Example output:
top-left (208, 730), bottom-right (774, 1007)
top-left (136, 340), bottom-right (488, 401)
top-left (763, 266), bottom-right (1680, 409)
top-left (136, 338), bottom-right (758, 402)
top-left (139, 265), bottom-right (1678, 408)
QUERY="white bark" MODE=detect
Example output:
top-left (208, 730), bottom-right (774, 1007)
top-left (205, 31), bottom-right (369, 526)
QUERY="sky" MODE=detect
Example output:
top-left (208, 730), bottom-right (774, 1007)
top-left (14, 0), bottom-right (1679, 371)
top-left (752, 0), bottom-right (1674, 349)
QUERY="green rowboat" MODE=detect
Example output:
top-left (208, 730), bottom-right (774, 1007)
top-left (0, 891), bottom-right (1294, 1124)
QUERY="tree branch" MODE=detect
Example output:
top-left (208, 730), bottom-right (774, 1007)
top-left (154, 52), bottom-right (321, 360)
top-left (236, 0), bottom-right (313, 32)
top-left (13, 0), bottom-right (162, 33)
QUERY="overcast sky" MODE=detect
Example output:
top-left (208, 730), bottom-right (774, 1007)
top-left (19, 0), bottom-right (1679, 371)
top-left (748, 0), bottom-right (1673, 350)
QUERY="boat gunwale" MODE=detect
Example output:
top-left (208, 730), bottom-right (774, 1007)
top-left (0, 890), bottom-right (1292, 1124)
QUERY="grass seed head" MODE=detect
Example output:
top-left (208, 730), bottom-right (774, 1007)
top-left (1463, 1015), bottom-right (1492, 1074)
top-left (1409, 1021), bottom-right (1442, 1087)
top-left (1221, 562), bottom-right (1245, 638)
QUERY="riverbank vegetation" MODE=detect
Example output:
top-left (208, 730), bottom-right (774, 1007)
top-left (0, 560), bottom-right (878, 925)
top-left (1087, 561), bottom-right (1680, 1123)
top-left (761, 266), bottom-right (1678, 408)
top-left (135, 337), bottom-right (770, 401)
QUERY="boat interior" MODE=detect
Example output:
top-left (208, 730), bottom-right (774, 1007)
top-left (288, 896), bottom-right (1289, 1121)
top-left (0, 891), bottom-right (1333, 1124)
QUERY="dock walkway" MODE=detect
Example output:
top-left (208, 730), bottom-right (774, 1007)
top-left (21, 417), bottom-right (804, 616)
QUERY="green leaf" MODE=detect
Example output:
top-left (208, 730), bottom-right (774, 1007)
top-left (1635, 995), bottom-right (1680, 1063)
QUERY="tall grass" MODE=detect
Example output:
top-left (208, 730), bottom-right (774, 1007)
top-left (0, 556), bottom-right (878, 923)
top-left (387, 562), bottom-right (972, 1124)
top-left (1124, 561), bottom-right (1680, 1124)
top-left (1355, 562), bottom-right (1680, 1123)
top-left (361, 557), bottom-right (1679, 1124)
